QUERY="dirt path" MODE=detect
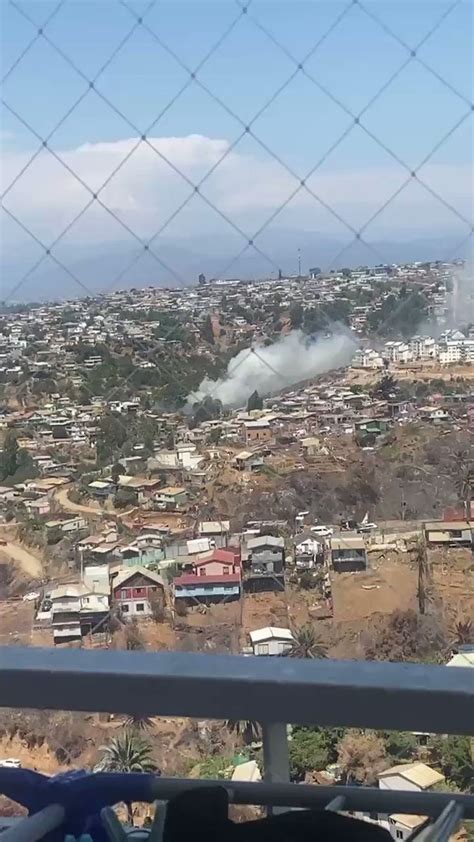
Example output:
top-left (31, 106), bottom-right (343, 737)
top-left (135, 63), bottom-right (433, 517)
top-left (54, 486), bottom-right (135, 520)
top-left (55, 486), bottom-right (102, 515)
top-left (1, 542), bottom-right (43, 578)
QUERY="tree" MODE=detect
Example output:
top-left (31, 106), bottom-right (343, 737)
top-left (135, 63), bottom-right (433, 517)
top-left (453, 619), bottom-right (473, 646)
top-left (225, 719), bottom-right (261, 745)
top-left (365, 609), bottom-right (445, 663)
top-left (413, 537), bottom-right (430, 616)
top-left (289, 727), bottom-right (334, 781)
top-left (200, 315), bottom-right (215, 345)
top-left (111, 462), bottom-right (124, 484)
top-left (208, 427), bottom-right (222, 445)
top-left (123, 713), bottom-right (154, 732)
top-left (454, 456), bottom-right (473, 519)
top-left (337, 730), bottom-right (388, 785)
top-left (430, 736), bottom-right (473, 792)
top-left (289, 302), bottom-right (303, 329)
top-left (287, 625), bottom-right (327, 659)
top-left (247, 390), bottom-right (263, 412)
top-left (374, 374), bottom-right (397, 400)
top-left (0, 432), bottom-right (19, 481)
top-left (96, 412), bottom-right (127, 464)
top-left (382, 730), bottom-right (418, 761)
top-left (149, 593), bottom-right (164, 623)
top-left (190, 396), bottom-right (222, 428)
top-left (124, 619), bottom-right (145, 650)
top-left (98, 732), bottom-right (158, 822)
top-left (113, 487), bottom-right (137, 509)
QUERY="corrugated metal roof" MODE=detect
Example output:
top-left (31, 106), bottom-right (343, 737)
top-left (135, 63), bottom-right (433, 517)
top-left (174, 573), bottom-right (240, 586)
top-left (446, 653), bottom-right (474, 667)
top-left (231, 761), bottom-right (261, 783)
top-left (330, 537), bottom-right (366, 550)
top-left (389, 814), bottom-right (427, 829)
top-left (379, 763), bottom-right (444, 789)
top-left (199, 521), bottom-right (230, 533)
top-left (187, 538), bottom-right (211, 554)
top-left (113, 566), bottom-right (164, 589)
top-left (249, 627), bottom-right (294, 644)
top-left (247, 535), bottom-right (284, 549)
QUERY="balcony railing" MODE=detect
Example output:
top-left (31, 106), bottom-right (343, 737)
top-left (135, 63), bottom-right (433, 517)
top-left (0, 647), bottom-right (473, 841)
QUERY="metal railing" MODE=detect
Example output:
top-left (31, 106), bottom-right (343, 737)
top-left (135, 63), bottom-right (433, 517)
top-left (0, 646), bottom-right (473, 839)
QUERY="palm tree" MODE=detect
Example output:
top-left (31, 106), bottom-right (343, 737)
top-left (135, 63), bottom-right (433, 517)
top-left (225, 719), bottom-right (261, 745)
top-left (413, 537), bottom-right (429, 616)
top-left (123, 713), bottom-right (154, 732)
top-left (453, 619), bottom-right (473, 646)
top-left (98, 731), bottom-right (158, 824)
top-left (287, 625), bottom-right (327, 659)
top-left (454, 463), bottom-right (473, 520)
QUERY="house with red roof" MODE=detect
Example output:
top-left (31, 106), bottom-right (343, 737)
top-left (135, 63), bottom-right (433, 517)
top-left (173, 548), bottom-right (241, 605)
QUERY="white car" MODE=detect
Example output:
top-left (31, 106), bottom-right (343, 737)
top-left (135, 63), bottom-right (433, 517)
top-left (0, 758), bottom-right (21, 768)
top-left (357, 522), bottom-right (378, 533)
top-left (310, 526), bottom-right (333, 538)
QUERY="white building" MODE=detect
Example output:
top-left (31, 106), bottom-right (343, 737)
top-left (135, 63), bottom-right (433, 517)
top-left (383, 341), bottom-right (412, 364)
top-left (438, 340), bottom-right (462, 365)
top-left (409, 336), bottom-right (436, 359)
top-left (378, 763), bottom-right (445, 841)
top-left (249, 626), bottom-right (294, 656)
top-left (352, 348), bottom-right (384, 369)
top-left (378, 762), bottom-right (445, 793)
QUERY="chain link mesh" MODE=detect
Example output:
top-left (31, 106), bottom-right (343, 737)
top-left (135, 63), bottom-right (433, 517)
top-left (0, 0), bottom-right (472, 445)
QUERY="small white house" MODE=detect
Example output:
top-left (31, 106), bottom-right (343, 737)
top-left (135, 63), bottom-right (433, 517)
top-left (376, 763), bottom-right (445, 840)
top-left (378, 762), bottom-right (445, 793)
top-left (249, 626), bottom-right (294, 656)
top-left (386, 814), bottom-right (427, 841)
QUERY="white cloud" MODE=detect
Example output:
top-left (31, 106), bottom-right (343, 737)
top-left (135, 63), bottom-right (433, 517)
top-left (1, 133), bottom-right (471, 248)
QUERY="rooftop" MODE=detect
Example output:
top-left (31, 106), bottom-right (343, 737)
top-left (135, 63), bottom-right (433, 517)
top-left (249, 627), bottom-right (294, 643)
top-left (379, 762), bottom-right (445, 789)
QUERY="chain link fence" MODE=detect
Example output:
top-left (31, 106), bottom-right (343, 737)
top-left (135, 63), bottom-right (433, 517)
top-left (0, 1), bottom-right (472, 527)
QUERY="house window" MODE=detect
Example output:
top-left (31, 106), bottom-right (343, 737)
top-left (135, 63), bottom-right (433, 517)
top-left (135, 587), bottom-right (146, 595)
top-left (136, 603), bottom-right (145, 612)
top-left (259, 643), bottom-right (269, 655)
top-left (122, 604), bottom-right (129, 613)
top-left (223, 566), bottom-right (230, 575)
top-left (396, 831), bottom-right (404, 840)
top-left (199, 568), bottom-right (206, 576)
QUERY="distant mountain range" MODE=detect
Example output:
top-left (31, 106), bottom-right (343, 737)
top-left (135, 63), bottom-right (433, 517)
top-left (2, 229), bottom-right (471, 303)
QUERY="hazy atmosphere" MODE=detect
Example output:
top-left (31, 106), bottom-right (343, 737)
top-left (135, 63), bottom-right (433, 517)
top-left (1, 0), bottom-right (472, 300)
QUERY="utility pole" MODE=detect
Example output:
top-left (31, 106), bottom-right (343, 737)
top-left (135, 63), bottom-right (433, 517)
top-left (297, 248), bottom-right (301, 277)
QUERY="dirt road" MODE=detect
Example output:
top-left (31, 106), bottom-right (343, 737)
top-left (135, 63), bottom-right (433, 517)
top-left (1, 542), bottom-right (43, 578)
top-left (55, 486), bottom-right (102, 515)
top-left (54, 486), bottom-right (135, 521)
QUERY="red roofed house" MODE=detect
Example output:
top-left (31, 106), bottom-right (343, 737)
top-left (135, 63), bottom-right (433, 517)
top-left (173, 548), bottom-right (241, 605)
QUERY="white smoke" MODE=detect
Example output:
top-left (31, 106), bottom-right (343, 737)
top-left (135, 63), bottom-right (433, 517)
top-left (192, 329), bottom-right (358, 408)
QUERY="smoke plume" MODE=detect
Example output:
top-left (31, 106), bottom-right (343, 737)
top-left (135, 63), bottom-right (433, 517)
top-left (192, 329), bottom-right (357, 407)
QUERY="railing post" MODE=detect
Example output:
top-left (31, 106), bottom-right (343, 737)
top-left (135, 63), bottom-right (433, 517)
top-left (262, 722), bottom-right (290, 815)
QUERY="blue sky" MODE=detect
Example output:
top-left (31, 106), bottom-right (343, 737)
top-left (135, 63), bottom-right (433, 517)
top-left (1, 0), bottom-right (472, 294)
top-left (2, 0), bottom-right (472, 166)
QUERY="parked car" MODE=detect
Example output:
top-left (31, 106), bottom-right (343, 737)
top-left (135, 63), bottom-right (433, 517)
top-left (0, 758), bottom-right (21, 768)
top-left (310, 525), bottom-right (333, 538)
top-left (357, 522), bottom-right (378, 533)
